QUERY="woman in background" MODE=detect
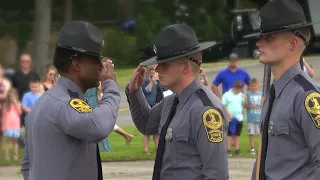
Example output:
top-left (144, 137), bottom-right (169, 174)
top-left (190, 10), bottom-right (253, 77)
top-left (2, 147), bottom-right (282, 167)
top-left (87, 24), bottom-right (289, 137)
top-left (40, 65), bottom-right (57, 93)
top-left (141, 65), bottom-right (165, 154)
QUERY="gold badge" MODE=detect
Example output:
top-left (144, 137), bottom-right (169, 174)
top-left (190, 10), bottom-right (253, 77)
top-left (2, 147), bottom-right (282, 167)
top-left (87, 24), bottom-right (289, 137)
top-left (69, 99), bottom-right (93, 113)
top-left (202, 108), bottom-right (224, 143)
top-left (305, 92), bottom-right (320, 128)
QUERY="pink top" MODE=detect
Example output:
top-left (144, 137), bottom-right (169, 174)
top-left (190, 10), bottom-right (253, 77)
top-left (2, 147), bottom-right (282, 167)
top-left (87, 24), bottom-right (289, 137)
top-left (3, 104), bottom-right (20, 129)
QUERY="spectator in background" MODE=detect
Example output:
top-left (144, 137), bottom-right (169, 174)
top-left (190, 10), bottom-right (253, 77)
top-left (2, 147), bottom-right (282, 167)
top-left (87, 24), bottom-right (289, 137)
top-left (212, 53), bottom-right (251, 99)
top-left (141, 65), bottom-right (163, 154)
top-left (11, 53), bottom-right (40, 100)
top-left (40, 65), bottom-right (57, 93)
top-left (21, 78), bottom-right (42, 116)
top-left (11, 53), bottom-right (40, 128)
top-left (301, 57), bottom-right (316, 78)
top-left (0, 64), bottom-right (12, 152)
top-left (244, 78), bottom-right (262, 155)
top-left (2, 88), bottom-right (22, 160)
top-left (199, 68), bottom-right (209, 86)
top-left (222, 81), bottom-right (246, 157)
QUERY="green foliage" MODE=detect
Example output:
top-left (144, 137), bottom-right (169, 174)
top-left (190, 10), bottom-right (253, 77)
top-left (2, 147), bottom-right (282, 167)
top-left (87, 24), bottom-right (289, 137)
top-left (102, 31), bottom-right (139, 68)
top-left (0, 0), bottom-right (34, 54)
top-left (135, 7), bottom-right (170, 50)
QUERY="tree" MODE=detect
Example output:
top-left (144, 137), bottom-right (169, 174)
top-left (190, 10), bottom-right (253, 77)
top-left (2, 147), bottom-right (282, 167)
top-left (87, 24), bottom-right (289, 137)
top-left (32, 0), bottom-right (52, 74)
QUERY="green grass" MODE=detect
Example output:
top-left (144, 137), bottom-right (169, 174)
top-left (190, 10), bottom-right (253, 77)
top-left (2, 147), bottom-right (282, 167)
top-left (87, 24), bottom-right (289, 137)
top-left (0, 121), bottom-right (258, 166)
top-left (115, 59), bottom-right (260, 88)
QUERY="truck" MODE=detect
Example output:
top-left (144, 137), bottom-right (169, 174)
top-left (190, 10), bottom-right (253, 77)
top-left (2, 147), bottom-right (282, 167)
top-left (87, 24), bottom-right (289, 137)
top-left (203, 0), bottom-right (320, 62)
top-left (203, 8), bottom-right (261, 61)
top-left (304, 0), bottom-right (320, 53)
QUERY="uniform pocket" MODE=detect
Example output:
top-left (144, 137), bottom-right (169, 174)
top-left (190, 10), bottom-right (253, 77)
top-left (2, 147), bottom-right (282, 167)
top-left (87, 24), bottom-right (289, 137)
top-left (172, 131), bottom-right (194, 160)
top-left (273, 122), bottom-right (295, 155)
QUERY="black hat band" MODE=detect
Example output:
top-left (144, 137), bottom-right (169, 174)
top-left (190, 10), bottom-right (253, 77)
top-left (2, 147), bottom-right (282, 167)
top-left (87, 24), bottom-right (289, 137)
top-left (57, 43), bottom-right (101, 57)
top-left (292, 30), bottom-right (309, 45)
top-left (156, 45), bottom-right (200, 60)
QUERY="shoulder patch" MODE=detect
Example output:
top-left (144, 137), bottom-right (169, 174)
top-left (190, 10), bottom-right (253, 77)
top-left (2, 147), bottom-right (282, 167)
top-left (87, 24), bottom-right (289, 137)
top-left (294, 74), bottom-right (317, 92)
top-left (202, 108), bottom-right (224, 143)
top-left (305, 92), bottom-right (320, 129)
top-left (69, 98), bottom-right (92, 113)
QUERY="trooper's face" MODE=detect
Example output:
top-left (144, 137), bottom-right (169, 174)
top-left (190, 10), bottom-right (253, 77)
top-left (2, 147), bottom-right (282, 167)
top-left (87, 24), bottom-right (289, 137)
top-left (256, 31), bottom-right (292, 65)
top-left (75, 55), bottom-right (103, 89)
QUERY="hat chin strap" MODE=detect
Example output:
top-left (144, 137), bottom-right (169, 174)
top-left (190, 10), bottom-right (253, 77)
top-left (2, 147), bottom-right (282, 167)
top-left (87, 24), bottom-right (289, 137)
top-left (292, 30), bottom-right (309, 46)
top-left (186, 56), bottom-right (202, 66)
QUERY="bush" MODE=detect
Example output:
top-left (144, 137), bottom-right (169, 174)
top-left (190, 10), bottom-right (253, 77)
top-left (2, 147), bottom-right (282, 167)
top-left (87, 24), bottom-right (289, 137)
top-left (102, 31), bottom-right (140, 68)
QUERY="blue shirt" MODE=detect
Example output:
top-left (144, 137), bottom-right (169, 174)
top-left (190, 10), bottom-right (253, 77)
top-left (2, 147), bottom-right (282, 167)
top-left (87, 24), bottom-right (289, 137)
top-left (246, 91), bottom-right (262, 123)
top-left (212, 68), bottom-right (251, 94)
top-left (21, 91), bottom-right (42, 110)
top-left (142, 78), bottom-right (158, 106)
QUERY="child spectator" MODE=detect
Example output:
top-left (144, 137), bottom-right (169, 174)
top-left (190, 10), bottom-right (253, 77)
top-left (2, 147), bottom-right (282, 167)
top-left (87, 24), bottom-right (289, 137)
top-left (2, 88), bottom-right (22, 160)
top-left (21, 78), bottom-right (42, 115)
top-left (222, 80), bottom-right (245, 156)
top-left (244, 78), bottom-right (262, 155)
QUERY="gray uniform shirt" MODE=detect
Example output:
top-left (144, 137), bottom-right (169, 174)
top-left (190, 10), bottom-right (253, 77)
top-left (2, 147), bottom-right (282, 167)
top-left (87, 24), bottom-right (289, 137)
top-left (252, 63), bottom-right (320, 180)
top-left (21, 76), bottom-right (120, 180)
top-left (126, 78), bottom-right (229, 180)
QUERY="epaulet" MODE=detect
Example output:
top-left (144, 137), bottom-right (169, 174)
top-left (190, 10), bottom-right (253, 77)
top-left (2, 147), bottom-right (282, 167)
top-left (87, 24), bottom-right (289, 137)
top-left (68, 89), bottom-right (79, 98)
top-left (294, 74), bottom-right (317, 92)
top-left (195, 89), bottom-right (214, 106)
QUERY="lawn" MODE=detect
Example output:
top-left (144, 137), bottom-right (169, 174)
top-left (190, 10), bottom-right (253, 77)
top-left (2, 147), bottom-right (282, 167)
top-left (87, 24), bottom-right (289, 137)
top-left (115, 59), bottom-right (259, 88)
top-left (0, 121), bottom-right (258, 166)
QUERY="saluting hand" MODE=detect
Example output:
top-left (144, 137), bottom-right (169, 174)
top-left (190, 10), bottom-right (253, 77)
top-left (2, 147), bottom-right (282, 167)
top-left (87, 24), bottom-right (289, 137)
top-left (129, 64), bottom-right (146, 92)
top-left (100, 58), bottom-right (117, 83)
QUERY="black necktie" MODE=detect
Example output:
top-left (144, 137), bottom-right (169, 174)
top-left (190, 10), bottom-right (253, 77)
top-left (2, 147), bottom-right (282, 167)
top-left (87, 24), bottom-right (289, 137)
top-left (97, 144), bottom-right (103, 180)
top-left (259, 84), bottom-right (275, 180)
top-left (152, 97), bottom-right (179, 180)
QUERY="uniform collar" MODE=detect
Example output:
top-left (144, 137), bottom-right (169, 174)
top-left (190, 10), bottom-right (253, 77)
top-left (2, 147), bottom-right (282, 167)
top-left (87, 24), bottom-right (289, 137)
top-left (274, 62), bottom-right (302, 97)
top-left (176, 77), bottom-right (202, 107)
top-left (57, 76), bottom-right (85, 100)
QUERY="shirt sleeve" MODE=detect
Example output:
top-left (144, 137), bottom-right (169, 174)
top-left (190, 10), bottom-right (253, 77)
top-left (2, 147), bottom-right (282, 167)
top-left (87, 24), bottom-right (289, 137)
top-left (21, 94), bottom-right (28, 107)
top-left (212, 72), bottom-right (222, 86)
top-left (58, 80), bottom-right (120, 142)
top-left (244, 71), bottom-right (251, 85)
top-left (221, 93), bottom-right (228, 105)
top-left (142, 79), bottom-right (151, 94)
top-left (191, 107), bottom-right (229, 180)
top-left (295, 90), bottom-right (320, 179)
top-left (126, 85), bottom-right (163, 135)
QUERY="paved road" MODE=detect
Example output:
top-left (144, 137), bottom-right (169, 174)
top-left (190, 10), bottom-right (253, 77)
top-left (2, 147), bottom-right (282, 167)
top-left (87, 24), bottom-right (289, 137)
top-left (0, 158), bottom-right (255, 180)
top-left (116, 57), bottom-right (320, 126)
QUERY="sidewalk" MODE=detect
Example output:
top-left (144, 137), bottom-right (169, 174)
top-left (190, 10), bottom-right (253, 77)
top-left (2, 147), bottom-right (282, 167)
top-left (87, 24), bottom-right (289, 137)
top-left (0, 158), bottom-right (255, 180)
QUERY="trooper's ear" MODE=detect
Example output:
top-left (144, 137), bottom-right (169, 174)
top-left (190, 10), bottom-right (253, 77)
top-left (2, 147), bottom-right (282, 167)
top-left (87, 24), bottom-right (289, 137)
top-left (71, 58), bottom-right (82, 72)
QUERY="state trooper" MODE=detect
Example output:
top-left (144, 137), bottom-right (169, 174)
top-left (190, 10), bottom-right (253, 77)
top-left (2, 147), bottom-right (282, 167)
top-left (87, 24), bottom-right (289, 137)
top-left (21, 21), bottom-right (120, 180)
top-left (244, 0), bottom-right (320, 179)
top-left (126, 24), bottom-right (229, 180)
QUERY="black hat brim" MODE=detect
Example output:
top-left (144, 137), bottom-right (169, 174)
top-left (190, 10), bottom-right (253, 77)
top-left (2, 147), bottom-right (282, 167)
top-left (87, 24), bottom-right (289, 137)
top-left (243, 21), bottom-right (319, 39)
top-left (140, 41), bottom-right (217, 67)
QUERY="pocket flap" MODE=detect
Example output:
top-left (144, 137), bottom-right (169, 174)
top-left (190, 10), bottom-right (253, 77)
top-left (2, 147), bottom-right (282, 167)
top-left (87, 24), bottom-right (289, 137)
top-left (173, 131), bottom-right (189, 142)
top-left (274, 122), bottom-right (289, 135)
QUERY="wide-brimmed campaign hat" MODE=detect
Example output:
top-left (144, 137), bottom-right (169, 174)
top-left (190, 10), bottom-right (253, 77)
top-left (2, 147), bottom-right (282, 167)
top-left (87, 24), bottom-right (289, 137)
top-left (244, 0), bottom-right (320, 43)
top-left (140, 24), bottom-right (217, 67)
top-left (56, 21), bottom-right (104, 57)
